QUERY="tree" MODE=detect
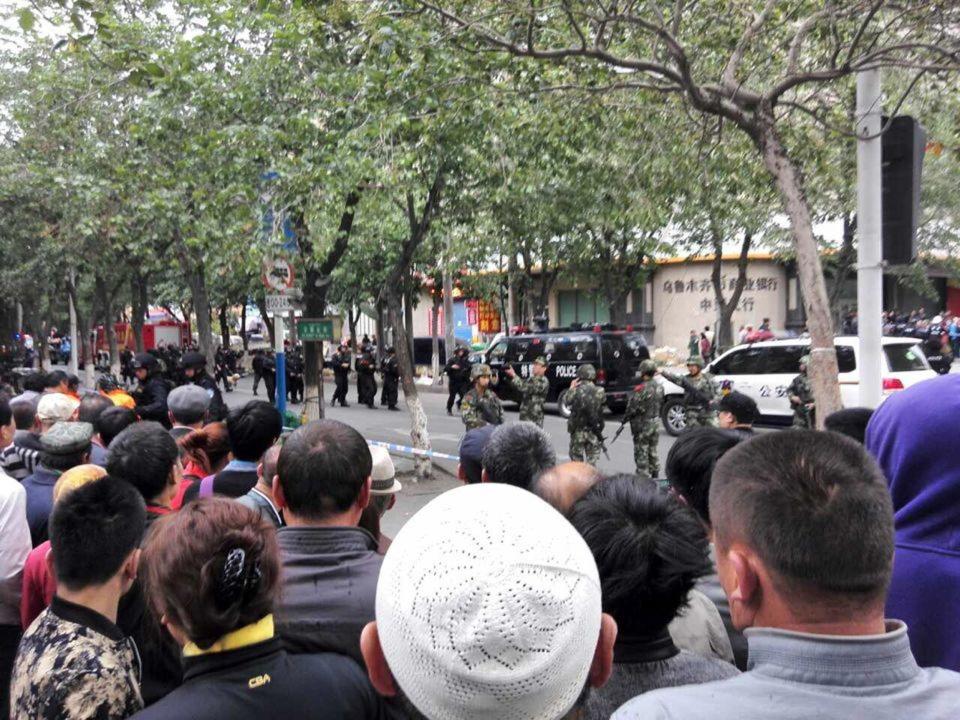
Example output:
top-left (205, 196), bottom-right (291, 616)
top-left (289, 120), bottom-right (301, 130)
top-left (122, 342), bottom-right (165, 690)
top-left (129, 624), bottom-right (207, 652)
top-left (418, 0), bottom-right (960, 422)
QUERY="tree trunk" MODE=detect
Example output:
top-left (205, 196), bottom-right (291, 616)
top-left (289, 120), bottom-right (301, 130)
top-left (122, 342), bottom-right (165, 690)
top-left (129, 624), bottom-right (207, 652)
top-left (506, 252), bottom-right (517, 330)
top-left (218, 304), bottom-right (230, 349)
top-left (66, 270), bottom-right (81, 377)
top-left (95, 276), bottom-right (121, 377)
top-left (431, 290), bottom-right (441, 384)
top-left (380, 172), bottom-right (447, 482)
top-left (827, 214), bottom-right (857, 317)
top-left (375, 299), bottom-right (386, 352)
top-left (348, 307), bottom-right (359, 352)
top-left (442, 269), bottom-right (455, 370)
top-left (182, 256), bottom-right (215, 369)
top-left (608, 292), bottom-right (627, 326)
top-left (79, 290), bottom-right (99, 387)
top-left (130, 273), bottom-right (148, 353)
top-left (255, 297), bottom-right (275, 347)
top-left (756, 118), bottom-right (841, 425)
top-left (240, 303), bottom-right (248, 351)
top-left (387, 289), bottom-right (432, 481)
top-left (711, 229), bottom-right (752, 353)
top-left (403, 284), bottom-right (415, 362)
top-left (296, 191), bottom-right (361, 422)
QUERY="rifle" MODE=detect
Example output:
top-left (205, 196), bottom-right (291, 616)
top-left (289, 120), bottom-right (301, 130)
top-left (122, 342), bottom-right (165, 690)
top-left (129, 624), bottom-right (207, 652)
top-left (594, 421), bottom-right (610, 459)
top-left (612, 383), bottom-right (646, 444)
top-left (667, 373), bottom-right (712, 408)
top-left (479, 398), bottom-right (503, 426)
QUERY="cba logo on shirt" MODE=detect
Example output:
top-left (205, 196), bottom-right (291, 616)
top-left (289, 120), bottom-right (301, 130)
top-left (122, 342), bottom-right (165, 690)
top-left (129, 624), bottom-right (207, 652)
top-left (248, 673), bottom-right (271, 689)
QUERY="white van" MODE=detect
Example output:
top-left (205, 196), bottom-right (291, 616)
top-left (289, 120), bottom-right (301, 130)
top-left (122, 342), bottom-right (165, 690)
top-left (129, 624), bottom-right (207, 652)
top-left (659, 336), bottom-right (937, 435)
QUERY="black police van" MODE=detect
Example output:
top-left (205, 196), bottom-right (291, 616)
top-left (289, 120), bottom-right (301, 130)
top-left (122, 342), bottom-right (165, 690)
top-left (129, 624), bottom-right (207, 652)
top-left (481, 326), bottom-right (651, 417)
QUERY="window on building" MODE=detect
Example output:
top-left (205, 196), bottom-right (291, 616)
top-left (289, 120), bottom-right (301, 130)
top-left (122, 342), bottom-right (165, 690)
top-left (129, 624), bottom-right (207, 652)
top-left (557, 291), bottom-right (611, 327)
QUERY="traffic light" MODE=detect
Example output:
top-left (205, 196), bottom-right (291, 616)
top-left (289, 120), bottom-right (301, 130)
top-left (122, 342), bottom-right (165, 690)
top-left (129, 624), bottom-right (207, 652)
top-left (881, 116), bottom-right (926, 265)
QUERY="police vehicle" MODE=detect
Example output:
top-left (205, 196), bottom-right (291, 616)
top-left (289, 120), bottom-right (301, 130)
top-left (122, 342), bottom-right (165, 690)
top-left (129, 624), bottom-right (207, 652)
top-left (658, 336), bottom-right (937, 435)
top-left (481, 325), bottom-right (651, 417)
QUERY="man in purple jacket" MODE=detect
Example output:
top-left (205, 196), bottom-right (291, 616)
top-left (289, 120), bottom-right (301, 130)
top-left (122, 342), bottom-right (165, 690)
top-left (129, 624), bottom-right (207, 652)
top-left (866, 373), bottom-right (960, 672)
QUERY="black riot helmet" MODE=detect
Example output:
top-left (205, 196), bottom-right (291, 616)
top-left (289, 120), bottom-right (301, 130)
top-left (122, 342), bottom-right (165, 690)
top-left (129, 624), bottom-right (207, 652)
top-left (131, 352), bottom-right (159, 372)
top-left (181, 351), bottom-right (206, 370)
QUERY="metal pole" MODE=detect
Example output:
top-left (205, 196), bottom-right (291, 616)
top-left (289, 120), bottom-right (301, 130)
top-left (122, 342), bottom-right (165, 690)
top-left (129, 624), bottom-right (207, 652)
top-left (275, 313), bottom-right (287, 419)
top-left (856, 69), bottom-right (884, 408)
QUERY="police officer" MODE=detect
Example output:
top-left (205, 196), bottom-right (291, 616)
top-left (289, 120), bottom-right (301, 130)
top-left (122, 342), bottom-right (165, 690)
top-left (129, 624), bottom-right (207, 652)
top-left (131, 352), bottom-right (171, 427)
top-left (286, 345), bottom-right (304, 404)
top-left (444, 347), bottom-right (472, 416)
top-left (214, 346), bottom-right (232, 392)
top-left (622, 360), bottom-right (663, 478)
top-left (504, 357), bottom-right (549, 427)
top-left (261, 351), bottom-right (277, 405)
top-left (566, 364), bottom-right (607, 467)
top-left (788, 354), bottom-right (815, 429)
top-left (181, 351), bottom-right (227, 421)
top-left (660, 356), bottom-right (718, 428)
top-left (251, 349), bottom-right (265, 396)
top-left (380, 346), bottom-right (400, 411)
top-left (355, 344), bottom-right (377, 409)
top-left (460, 364), bottom-right (503, 430)
top-left (330, 341), bottom-right (351, 408)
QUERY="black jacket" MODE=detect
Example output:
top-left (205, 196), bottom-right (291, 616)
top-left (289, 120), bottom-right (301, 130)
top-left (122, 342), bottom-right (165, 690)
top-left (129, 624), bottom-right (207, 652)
top-left (181, 466), bottom-right (258, 505)
top-left (135, 375), bottom-right (171, 427)
top-left (130, 637), bottom-right (386, 720)
top-left (275, 527), bottom-right (381, 664)
top-left (192, 374), bottom-right (227, 421)
top-left (444, 357), bottom-right (471, 384)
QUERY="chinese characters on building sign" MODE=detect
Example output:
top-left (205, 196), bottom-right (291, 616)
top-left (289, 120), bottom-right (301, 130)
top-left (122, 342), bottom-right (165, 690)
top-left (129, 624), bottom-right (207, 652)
top-left (477, 300), bottom-right (501, 334)
top-left (662, 276), bottom-right (780, 295)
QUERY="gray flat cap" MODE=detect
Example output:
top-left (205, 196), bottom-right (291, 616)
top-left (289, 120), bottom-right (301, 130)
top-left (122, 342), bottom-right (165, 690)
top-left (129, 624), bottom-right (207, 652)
top-left (168, 385), bottom-right (212, 418)
top-left (40, 421), bottom-right (94, 455)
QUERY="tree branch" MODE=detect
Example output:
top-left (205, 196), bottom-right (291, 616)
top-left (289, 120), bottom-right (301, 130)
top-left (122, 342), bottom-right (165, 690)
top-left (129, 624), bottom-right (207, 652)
top-left (722, 0), bottom-right (777, 89)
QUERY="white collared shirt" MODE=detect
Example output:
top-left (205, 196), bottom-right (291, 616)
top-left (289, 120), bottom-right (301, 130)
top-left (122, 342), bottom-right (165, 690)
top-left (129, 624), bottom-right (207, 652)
top-left (0, 467), bottom-right (31, 626)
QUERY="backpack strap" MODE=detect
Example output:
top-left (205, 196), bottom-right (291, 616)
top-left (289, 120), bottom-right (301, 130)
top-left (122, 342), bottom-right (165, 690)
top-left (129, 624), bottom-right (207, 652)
top-left (199, 474), bottom-right (216, 499)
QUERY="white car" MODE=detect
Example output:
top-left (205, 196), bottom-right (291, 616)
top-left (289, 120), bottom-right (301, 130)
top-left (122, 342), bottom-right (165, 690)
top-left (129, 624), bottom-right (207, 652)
top-left (659, 336), bottom-right (937, 435)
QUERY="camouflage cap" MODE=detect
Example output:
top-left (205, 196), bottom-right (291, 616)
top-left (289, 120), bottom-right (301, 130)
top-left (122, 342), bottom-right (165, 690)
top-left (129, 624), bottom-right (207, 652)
top-left (532, 357), bottom-right (548, 367)
top-left (470, 364), bottom-right (493, 381)
top-left (686, 356), bottom-right (705, 368)
top-left (40, 421), bottom-right (94, 455)
top-left (639, 360), bottom-right (657, 376)
top-left (577, 364), bottom-right (596, 381)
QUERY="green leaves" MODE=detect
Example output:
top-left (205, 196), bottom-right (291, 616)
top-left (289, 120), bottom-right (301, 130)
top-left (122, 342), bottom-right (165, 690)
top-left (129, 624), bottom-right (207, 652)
top-left (17, 8), bottom-right (35, 31)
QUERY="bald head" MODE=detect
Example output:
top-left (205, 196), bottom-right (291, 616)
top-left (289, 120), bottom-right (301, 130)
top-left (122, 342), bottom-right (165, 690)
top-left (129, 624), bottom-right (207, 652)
top-left (259, 444), bottom-right (281, 486)
top-left (532, 462), bottom-right (602, 516)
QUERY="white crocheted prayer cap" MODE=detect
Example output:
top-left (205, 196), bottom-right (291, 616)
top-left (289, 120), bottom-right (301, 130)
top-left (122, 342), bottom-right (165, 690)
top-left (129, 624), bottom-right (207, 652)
top-left (376, 483), bottom-right (602, 720)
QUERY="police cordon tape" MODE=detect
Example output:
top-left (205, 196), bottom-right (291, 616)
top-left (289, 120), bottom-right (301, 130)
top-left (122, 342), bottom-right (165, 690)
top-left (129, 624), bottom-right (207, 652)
top-left (280, 427), bottom-right (461, 461)
top-left (366, 440), bottom-right (461, 462)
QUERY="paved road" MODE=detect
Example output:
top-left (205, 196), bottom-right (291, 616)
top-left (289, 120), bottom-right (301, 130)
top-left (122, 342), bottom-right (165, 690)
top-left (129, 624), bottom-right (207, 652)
top-left (221, 373), bottom-right (682, 535)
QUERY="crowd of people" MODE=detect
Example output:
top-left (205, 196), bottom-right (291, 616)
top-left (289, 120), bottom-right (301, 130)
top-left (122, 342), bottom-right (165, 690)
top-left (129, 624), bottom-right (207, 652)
top-left (0, 360), bottom-right (957, 719)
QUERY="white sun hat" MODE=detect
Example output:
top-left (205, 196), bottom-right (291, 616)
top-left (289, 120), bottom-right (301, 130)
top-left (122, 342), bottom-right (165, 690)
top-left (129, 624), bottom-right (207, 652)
top-left (375, 482), bottom-right (601, 720)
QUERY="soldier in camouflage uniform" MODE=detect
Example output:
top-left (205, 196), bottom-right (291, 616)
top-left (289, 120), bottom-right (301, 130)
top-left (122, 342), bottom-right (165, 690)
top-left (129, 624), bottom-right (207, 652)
top-left (660, 356), bottom-right (718, 428)
top-left (622, 360), bottom-right (664, 478)
top-left (788, 354), bottom-right (816, 429)
top-left (460, 364), bottom-right (504, 430)
top-left (504, 356), bottom-right (550, 427)
top-left (566, 364), bottom-right (607, 466)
